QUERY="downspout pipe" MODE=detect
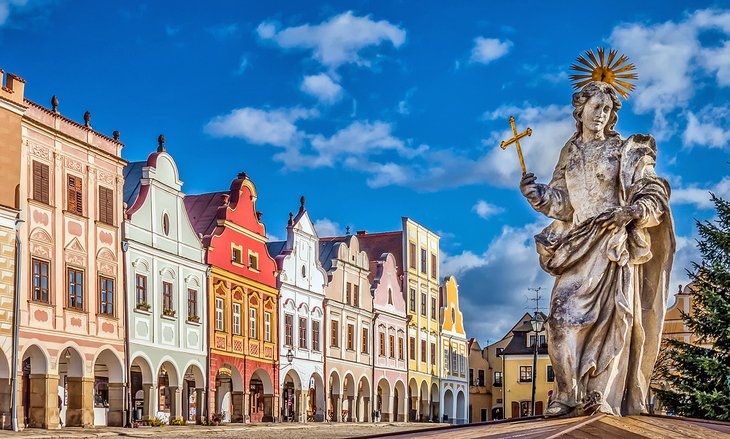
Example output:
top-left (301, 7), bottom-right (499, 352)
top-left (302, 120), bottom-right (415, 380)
top-left (11, 217), bottom-right (23, 431)
top-left (121, 237), bottom-right (130, 427)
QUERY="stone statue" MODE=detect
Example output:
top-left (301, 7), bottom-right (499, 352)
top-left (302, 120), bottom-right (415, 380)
top-left (519, 78), bottom-right (675, 416)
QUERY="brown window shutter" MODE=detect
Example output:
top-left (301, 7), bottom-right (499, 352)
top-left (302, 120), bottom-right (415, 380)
top-left (99, 186), bottom-right (113, 224)
top-left (40, 164), bottom-right (49, 204)
top-left (511, 402), bottom-right (519, 419)
top-left (67, 176), bottom-right (76, 213)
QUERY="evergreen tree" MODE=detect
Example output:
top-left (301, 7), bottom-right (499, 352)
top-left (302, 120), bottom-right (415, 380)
top-left (655, 194), bottom-right (730, 420)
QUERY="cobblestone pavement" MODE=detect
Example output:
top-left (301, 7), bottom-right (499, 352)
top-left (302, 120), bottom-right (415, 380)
top-left (0, 422), bottom-right (443, 438)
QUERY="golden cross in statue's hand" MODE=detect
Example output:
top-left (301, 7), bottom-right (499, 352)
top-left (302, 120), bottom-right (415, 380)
top-left (499, 116), bottom-right (532, 175)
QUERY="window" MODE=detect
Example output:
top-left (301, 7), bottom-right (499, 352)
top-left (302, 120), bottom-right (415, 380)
top-left (469, 368), bottom-right (474, 385)
top-left (547, 365), bottom-right (555, 382)
top-left (32, 258), bottom-right (50, 303)
top-left (452, 350), bottom-right (457, 372)
top-left (410, 337), bottom-right (416, 360)
top-left (444, 348), bottom-right (450, 371)
top-left (409, 288), bottom-right (416, 312)
top-left (389, 335), bottom-right (395, 359)
top-left (248, 252), bottom-right (258, 270)
top-left (162, 281), bottom-right (173, 312)
top-left (331, 320), bottom-right (339, 347)
top-left (187, 289), bottom-right (197, 318)
top-left (67, 175), bottom-right (83, 216)
top-left (409, 242), bottom-right (416, 268)
top-left (32, 161), bottom-right (50, 204)
top-left (478, 369), bottom-right (486, 386)
top-left (529, 335), bottom-right (535, 347)
top-left (285, 314), bottom-right (293, 346)
top-left (494, 371), bottom-right (503, 387)
top-left (98, 276), bottom-right (114, 316)
top-left (301, 265), bottom-right (306, 278)
top-left (361, 327), bottom-right (369, 354)
top-left (379, 332), bottom-right (386, 356)
top-left (299, 317), bottom-right (307, 349)
top-left (431, 342), bottom-right (436, 365)
top-left (495, 347), bottom-right (504, 357)
top-left (431, 253), bottom-right (437, 279)
top-left (67, 267), bottom-right (83, 310)
top-left (346, 282), bottom-right (352, 304)
top-left (540, 334), bottom-right (547, 346)
top-left (420, 293), bottom-right (427, 316)
top-left (249, 308), bottom-right (257, 339)
top-left (232, 303), bottom-right (241, 335)
top-left (347, 324), bottom-right (354, 350)
top-left (353, 284), bottom-right (359, 307)
top-left (312, 321), bottom-right (320, 352)
top-left (388, 288), bottom-right (393, 305)
top-left (135, 274), bottom-right (147, 305)
top-left (431, 297), bottom-right (436, 320)
top-left (215, 298), bottom-right (224, 331)
top-left (398, 337), bottom-right (404, 360)
top-left (264, 312), bottom-right (271, 342)
top-left (519, 366), bottom-right (532, 382)
top-left (420, 340), bottom-right (426, 363)
top-left (98, 186), bottom-right (114, 225)
top-left (231, 246), bottom-right (242, 264)
top-left (420, 248), bottom-right (427, 274)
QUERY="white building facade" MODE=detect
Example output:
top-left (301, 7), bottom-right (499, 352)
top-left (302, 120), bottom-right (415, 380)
top-left (439, 276), bottom-right (469, 424)
top-left (267, 198), bottom-right (327, 422)
top-left (122, 140), bottom-right (208, 424)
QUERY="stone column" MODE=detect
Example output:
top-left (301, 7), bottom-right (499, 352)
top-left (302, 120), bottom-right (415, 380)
top-left (25, 374), bottom-right (60, 429)
top-left (142, 383), bottom-right (155, 420)
top-left (65, 376), bottom-right (93, 427)
top-left (348, 396), bottom-right (355, 422)
top-left (297, 389), bottom-right (305, 422)
top-left (232, 391), bottom-right (244, 423)
top-left (107, 383), bottom-right (126, 427)
top-left (384, 395), bottom-right (392, 422)
top-left (336, 394), bottom-right (343, 422)
top-left (195, 388), bottom-right (205, 424)
top-left (168, 386), bottom-right (181, 421)
top-left (411, 396), bottom-right (419, 422)
top-left (363, 396), bottom-right (370, 423)
top-left (272, 394), bottom-right (279, 423)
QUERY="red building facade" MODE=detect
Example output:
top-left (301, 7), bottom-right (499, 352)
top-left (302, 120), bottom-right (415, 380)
top-left (185, 172), bottom-right (279, 422)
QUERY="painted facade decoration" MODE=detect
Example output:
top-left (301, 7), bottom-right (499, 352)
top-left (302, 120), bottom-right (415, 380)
top-left (267, 197), bottom-right (327, 423)
top-left (18, 92), bottom-right (126, 428)
top-left (356, 218), bottom-right (441, 422)
top-left (439, 276), bottom-right (468, 424)
top-left (123, 139), bottom-right (208, 425)
top-left (370, 252), bottom-right (408, 422)
top-left (0, 71), bottom-right (25, 427)
top-left (185, 173), bottom-right (279, 423)
top-left (320, 235), bottom-right (373, 422)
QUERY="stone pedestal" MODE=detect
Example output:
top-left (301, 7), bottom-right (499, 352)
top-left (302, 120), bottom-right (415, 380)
top-left (66, 377), bottom-right (93, 427)
top-left (232, 391), bottom-right (244, 423)
top-left (106, 383), bottom-right (126, 427)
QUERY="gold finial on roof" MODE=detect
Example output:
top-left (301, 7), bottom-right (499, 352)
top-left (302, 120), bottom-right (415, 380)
top-left (569, 48), bottom-right (637, 99)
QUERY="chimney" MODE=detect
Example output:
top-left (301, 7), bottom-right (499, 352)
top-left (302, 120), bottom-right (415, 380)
top-left (356, 230), bottom-right (368, 235)
top-left (5, 73), bottom-right (25, 103)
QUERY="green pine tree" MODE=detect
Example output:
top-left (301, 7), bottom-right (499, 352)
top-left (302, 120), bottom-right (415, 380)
top-left (655, 194), bottom-right (730, 421)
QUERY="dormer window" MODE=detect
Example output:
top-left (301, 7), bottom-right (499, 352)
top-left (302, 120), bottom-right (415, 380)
top-left (248, 251), bottom-right (259, 270)
top-left (231, 246), bottom-right (242, 264)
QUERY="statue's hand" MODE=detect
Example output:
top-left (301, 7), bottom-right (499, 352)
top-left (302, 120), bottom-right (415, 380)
top-left (597, 205), bottom-right (642, 230)
top-left (520, 173), bottom-right (544, 205)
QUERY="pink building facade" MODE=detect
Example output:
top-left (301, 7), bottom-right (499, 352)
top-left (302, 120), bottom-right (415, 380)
top-left (371, 253), bottom-right (407, 422)
top-left (18, 96), bottom-right (127, 428)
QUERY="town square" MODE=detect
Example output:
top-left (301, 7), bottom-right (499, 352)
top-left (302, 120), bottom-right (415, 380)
top-left (0, 1), bottom-right (728, 438)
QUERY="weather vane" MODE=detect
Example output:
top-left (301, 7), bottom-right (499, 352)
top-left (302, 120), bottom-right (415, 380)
top-left (499, 116), bottom-right (532, 176)
top-left (569, 47), bottom-right (637, 99)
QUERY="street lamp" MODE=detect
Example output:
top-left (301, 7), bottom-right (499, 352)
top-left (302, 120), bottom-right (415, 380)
top-left (530, 313), bottom-right (545, 416)
top-left (280, 348), bottom-right (294, 369)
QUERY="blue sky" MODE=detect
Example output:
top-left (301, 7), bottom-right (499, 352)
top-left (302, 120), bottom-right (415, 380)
top-left (3, 0), bottom-right (730, 344)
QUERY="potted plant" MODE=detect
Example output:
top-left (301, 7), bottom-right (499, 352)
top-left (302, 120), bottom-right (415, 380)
top-left (210, 412), bottom-right (223, 426)
top-left (162, 308), bottom-right (176, 318)
top-left (188, 315), bottom-right (200, 323)
top-left (169, 417), bottom-right (185, 426)
top-left (136, 301), bottom-right (151, 311)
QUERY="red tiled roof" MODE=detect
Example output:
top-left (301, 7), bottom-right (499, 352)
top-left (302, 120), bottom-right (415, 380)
top-left (356, 231), bottom-right (404, 277)
top-left (184, 192), bottom-right (227, 238)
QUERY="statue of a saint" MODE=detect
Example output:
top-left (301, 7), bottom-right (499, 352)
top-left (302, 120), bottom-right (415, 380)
top-left (520, 71), bottom-right (675, 416)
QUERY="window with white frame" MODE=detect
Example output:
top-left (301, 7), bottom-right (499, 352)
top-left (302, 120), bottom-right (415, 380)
top-left (215, 298), bottom-right (224, 331)
top-left (249, 308), bottom-right (258, 339)
top-left (232, 303), bottom-right (241, 335)
top-left (264, 311), bottom-right (271, 342)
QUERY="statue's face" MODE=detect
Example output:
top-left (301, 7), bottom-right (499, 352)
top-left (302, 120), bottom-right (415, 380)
top-left (580, 93), bottom-right (613, 134)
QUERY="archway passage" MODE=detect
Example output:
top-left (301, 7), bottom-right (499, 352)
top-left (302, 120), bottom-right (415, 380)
top-left (248, 368), bottom-right (274, 422)
top-left (130, 356), bottom-right (154, 423)
top-left (356, 376), bottom-right (371, 422)
top-left (429, 382), bottom-right (440, 422)
top-left (308, 373), bottom-right (325, 422)
top-left (342, 374), bottom-right (355, 422)
top-left (214, 364), bottom-right (244, 423)
top-left (328, 371), bottom-right (341, 422)
top-left (456, 391), bottom-right (466, 424)
top-left (282, 369), bottom-right (301, 422)
top-left (92, 349), bottom-right (125, 426)
top-left (408, 378), bottom-right (418, 422)
top-left (21, 345), bottom-right (55, 428)
top-left (155, 361), bottom-right (181, 423)
top-left (394, 381), bottom-right (406, 422)
top-left (419, 380), bottom-right (429, 422)
top-left (376, 378), bottom-right (391, 422)
top-left (443, 389), bottom-right (454, 424)
top-left (59, 346), bottom-right (87, 427)
top-left (182, 364), bottom-right (205, 424)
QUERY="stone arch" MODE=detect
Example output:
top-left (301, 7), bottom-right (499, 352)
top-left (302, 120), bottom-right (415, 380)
top-left (443, 389), bottom-right (454, 423)
top-left (92, 348), bottom-right (125, 426)
top-left (93, 348), bottom-right (124, 383)
top-left (21, 344), bottom-right (53, 428)
top-left (215, 363), bottom-right (244, 423)
top-left (456, 390), bottom-right (466, 424)
top-left (130, 353), bottom-right (154, 384)
top-left (21, 344), bottom-right (49, 374)
top-left (248, 368), bottom-right (274, 422)
top-left (250, 368), bottom-right (274, 394)
top-left (57, 343), bottom-right (84, 378)
top-left (343, 373), bottom-right (356, 398)
top-left (158, 358), bottom-right (181, 388)
top-left (394, 380), bottom-right (406, 422)
top-left (284, 368), bottom-right (302, 390)
top-left (182, 361), bottom-right (205, 388)
top-left (309, 371), bottom-right (325, 421)
top-left (430, 382), bottom-right (440, 422)
top-left (182, 362), bottom-right (206, 424)
top-left (376, 378), bottom-right (391, 421)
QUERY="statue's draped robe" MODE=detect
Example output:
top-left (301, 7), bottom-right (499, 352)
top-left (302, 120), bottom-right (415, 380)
top-left (533, 134), bottom-right (675, 416)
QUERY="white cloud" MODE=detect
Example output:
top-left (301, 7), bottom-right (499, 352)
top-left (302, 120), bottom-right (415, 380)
top-left (608, 9), bottom-right (730, 139)
top-left (668, 234), bottom-right (700, 307)
top-left (472, 200), bottom-right (504, 219)
top-left (682, 105), bottom-right (730, 148)
top-left (235, 55), bottom-right (250, 75)
top-left (470, 37), bottom-right (512, 64)
top-left (204, 106), bottom-right (316, 148)
top-left (672, 176), bottom-right (730, 209)
top-left (313, 218), bottom-right (342, 237)
top-left (0, 0), bottom-right (28, 26)
top-left (300, 73), bottom-right (343, 104)
top-left (257, 11), bottom-right (406, 71)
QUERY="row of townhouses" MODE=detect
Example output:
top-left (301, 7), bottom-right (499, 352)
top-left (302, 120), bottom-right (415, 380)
top-left (0, 70), bottom-right (469, 429)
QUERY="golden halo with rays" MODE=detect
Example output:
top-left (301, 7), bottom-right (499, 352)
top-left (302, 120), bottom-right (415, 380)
top-left (569, 48), bottom-right (638, 99)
